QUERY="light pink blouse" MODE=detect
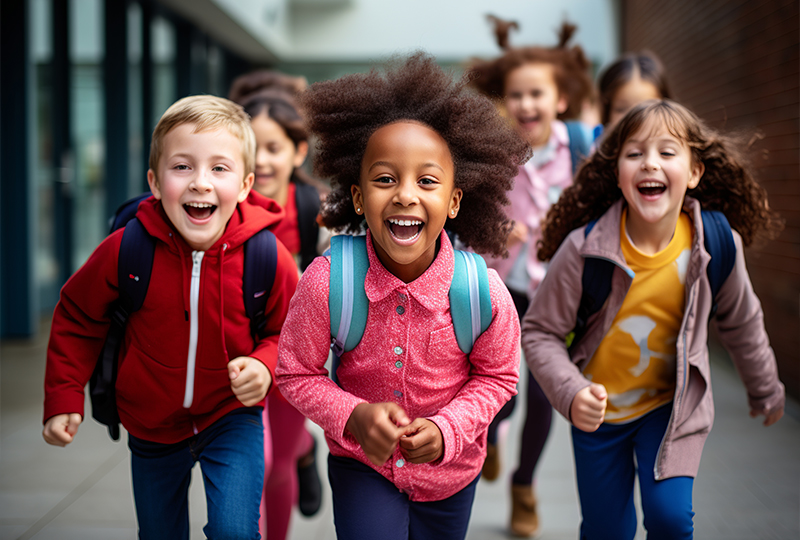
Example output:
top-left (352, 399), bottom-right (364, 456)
top-left (276, 231), bottom-right (520, 501)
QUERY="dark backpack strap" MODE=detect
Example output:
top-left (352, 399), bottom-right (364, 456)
top-left (565, 121), bottom-right (592, 175)
top-left (90, 218), bottom-right (154, 441)
top-left (109, 192), bottom-right (151, 233)
top-left (243, 227), bottom-right (279, 340)
top-left (294, 181), bottom-right (321, 271)
top-left (701, 210), bottom-right (736, 318)
top-left (568, 220), bottom-right (614, 350)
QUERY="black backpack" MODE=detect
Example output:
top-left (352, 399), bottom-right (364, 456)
top-left (567, 209), bottom-right (736, 350)
top-left (89, 194), bottom-right (278, 440)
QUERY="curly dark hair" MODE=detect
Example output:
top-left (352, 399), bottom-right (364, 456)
top-left (538, 99), bottom-right (784, 261)
top-left (227, 70), bottom-right (307, 104)
top-left (468, 19), bottom-right (593, 120)
top-left (597, 51), bottom-right (672, 126)
top-left (299, 52), bottom-right (531, 257)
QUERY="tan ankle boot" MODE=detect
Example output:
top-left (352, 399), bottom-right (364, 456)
top-left (481, 443), bottom-right (500, 481)
top-left (510, 484), bottom-right (539, 537)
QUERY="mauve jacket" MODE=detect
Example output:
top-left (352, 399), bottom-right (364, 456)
top-left (521, 197), bottom-right (785, 480)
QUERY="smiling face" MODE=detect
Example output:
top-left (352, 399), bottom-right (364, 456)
top-left (251, 113), bottom-right (308, 206)
top-left (608, 76), bottom-right (662, 129)
top-left (504, 62), bottom-right (568, 147)
top-left (617, 117), bottom-right (704, 240)
top-left (351, 121), bottom-right (462, 283)
top-left (147, 123), bottom-right (254, 251)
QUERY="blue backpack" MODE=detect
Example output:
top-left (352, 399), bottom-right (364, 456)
top-left (327, 235), bottom-right (492, 383)
top-left (567, 209), bottom-right (736, 350)
top-left (565, 120), bottom-right (594, 174)
top-left (89, 194), bottom-right (279, 440)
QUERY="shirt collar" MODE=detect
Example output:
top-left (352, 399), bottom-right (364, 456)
top-left (364, 229), bottom-right (453, 313)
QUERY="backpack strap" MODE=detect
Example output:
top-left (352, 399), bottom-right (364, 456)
top-left (243, 227), bottom-right (279, 340)
top-left (568, 220), bottom-right (615, 350)
top-left (450, 250), bottom-right (493, 354)
top-left (109, 192), bottom-right (151, 233)
top-left (329, 235), bottom-right (369, 357)
top-left (565, 121), bottom-right (593, 175)
top-left (700, 210), bottom-right (736, 318)
top-left (90, 217), bottom-right (154, 441)
top-left (294, 181), bottom-right (321, 271)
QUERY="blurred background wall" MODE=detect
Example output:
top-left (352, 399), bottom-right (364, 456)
top-left (1, 0), bottom-right (797, 398)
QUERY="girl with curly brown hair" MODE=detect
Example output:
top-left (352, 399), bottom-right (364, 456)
top-left (468, 17), bottom-right (596, 537)
top-left (523, 99), bottom-right (785, 539)
top-left (275, 52), bottom-right (530, 540)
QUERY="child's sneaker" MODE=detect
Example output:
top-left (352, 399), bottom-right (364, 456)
top-left (510, 483), bottom-right (539, 537)
top-left (297, 437), bottom-right (322, 516)
top-left (481, 443), bottom-right (501, 481)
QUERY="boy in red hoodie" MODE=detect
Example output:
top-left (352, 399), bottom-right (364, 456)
top-left (42, 95), bottom-right (299, 540)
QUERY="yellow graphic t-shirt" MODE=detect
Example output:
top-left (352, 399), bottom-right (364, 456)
top-left (583, 209), bottom-right (693, 423)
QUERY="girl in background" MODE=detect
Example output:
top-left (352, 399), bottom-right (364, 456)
top-left (276, 53), bottom-right (528, 540)
top-left (523, 100), bottom-right (784, 539)
top-left (469, 17), bottom-right (595, 538)
top-left (230, 75), bottom-right (325, 540)
top-left (597, 51), bottom-right (672, 130)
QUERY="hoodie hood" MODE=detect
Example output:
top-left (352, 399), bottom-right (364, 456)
top-left (136, 191), bottom-right (286, 252)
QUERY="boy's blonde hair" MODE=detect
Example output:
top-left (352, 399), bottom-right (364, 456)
top-left (149, 95), bottom-right (255, 180)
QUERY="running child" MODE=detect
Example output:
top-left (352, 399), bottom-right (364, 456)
top-left (468, 17), bottom-right (595, 537)
top-left (232, 79), bottom-right (326, 538)
top-left (523, 99), bottom-right (785, 540)
top-left (275, 53), bottom-right (528, 540)
top-left (43, 95), bottom-right (300, 540)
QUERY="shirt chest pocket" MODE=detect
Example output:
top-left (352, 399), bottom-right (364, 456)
top-left (420, 325), bottom-right (469, 380)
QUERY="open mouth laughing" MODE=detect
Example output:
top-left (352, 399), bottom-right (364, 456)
top-left (184, 201), bottom-right (217, 220)
top-left (387, 217), bottom-right (423, 243)
top-left (637, 181), bottom-right (667, 197)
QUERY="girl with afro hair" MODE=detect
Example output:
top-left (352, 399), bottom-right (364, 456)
top-left (276, 52), bottom-right (529, 540)
top-left (524, 100), bottom-right (784, 539)
top-left (468, 16), bottom-right (596, 537)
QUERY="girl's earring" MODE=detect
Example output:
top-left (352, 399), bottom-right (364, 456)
top-left (356, 207), bottom-right (361, 214)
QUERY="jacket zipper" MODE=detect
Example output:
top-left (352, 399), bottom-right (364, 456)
top-left (183, 250), bottom-right (204, 409)
top-left (654, 284), bottom-right (694, 480)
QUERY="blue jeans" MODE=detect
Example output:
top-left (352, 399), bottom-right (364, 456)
top-left (128, 407), bottom-right (264, 540)
top-left (571, 405), bottom-right (694, 540)
top-left (328, 454), bottom-right (479, 540)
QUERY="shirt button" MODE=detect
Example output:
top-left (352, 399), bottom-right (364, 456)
top-left (395, 360), bottom-right (403, 369)
top-left (396, 305), bottom-right (405, 315)
top-left (396, 459), bottom-right (405, 468)
top-left (393, 346), bottom-right (403, 355)
top-left (394, 390), bottom-right (403, 397)
top-left (399, 293), bottom-right (407, 302)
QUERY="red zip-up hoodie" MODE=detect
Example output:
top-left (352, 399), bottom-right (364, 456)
top-left (43, 191), bottom-right (299, 444)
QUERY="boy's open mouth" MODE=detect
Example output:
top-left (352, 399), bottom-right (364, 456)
top-left (184, 202), bottom-right (217, 220)
top-left (387, 218), bottom-right (423, 241)
top-left (637, 181), bottom-right (667, 196)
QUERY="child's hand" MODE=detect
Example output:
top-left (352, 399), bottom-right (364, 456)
top-left (507, 221), bottom-right (529, 249)
top-left (346, 402), bottom-right (411, 467)
top-left (42, 413), bottom-right (82, 447)
top-left (750, 405), bottom-right (784, 427)
top-left (399, 418), bottom-right (444, 464)
top-left (571, 383), bottom-right (607, 432)
top-left (228, 356), bottom-right (272, 406)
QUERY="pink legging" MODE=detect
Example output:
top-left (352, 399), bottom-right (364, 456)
top-left (259, 392), bottom-right (315, 540)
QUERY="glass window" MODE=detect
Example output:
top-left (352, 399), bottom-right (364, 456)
top-left (70, 0), bottom-right (105, 268)
top-left (152, 15), bottom-right (175, 124)
top-left (128, 2), bottom-right (144, 196)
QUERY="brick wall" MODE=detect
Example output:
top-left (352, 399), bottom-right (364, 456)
top-left (621, 0), bottom-right (799, 398)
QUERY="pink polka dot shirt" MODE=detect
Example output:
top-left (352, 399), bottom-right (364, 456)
top-left (276, 231), bottom-right (520, 501)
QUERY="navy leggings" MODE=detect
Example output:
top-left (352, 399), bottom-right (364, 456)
top-left (485, 290), bottom-right (553, 486)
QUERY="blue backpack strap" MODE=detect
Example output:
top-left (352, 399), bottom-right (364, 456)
top-left (568, 219), bottom-right (614, 349)
top-left (701, 210), bottom-right (736, 318)
top-left (109, 192), bottom-right (151, 233)
top-left (450, 250), bottom-right (492, 355)
top-left (243, 227), bottom-right (278, 340)
top-left (565, 121), bottom-right (593, 175)
top-left (90, 217), bottom-right (154, 441)
top-left (329, 235), bottom-right (369, 357)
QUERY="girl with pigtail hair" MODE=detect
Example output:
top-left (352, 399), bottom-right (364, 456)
top-left (467, 16), bottom-right (595, 537)
top-left (524, 100), bottom-right (784, 539)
